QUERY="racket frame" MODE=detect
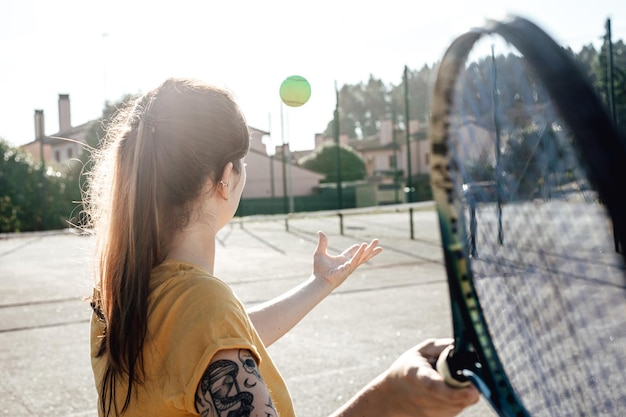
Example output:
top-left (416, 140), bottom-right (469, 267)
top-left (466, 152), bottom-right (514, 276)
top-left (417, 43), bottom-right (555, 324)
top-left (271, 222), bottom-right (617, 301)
top-left (430, 14), bottom-right (626, 417)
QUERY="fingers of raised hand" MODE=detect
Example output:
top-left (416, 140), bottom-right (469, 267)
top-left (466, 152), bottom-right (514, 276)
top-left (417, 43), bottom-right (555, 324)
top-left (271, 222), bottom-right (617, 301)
top-left (342, 243), bottom-right (363, 259)
top-left (355, 239), bottom-right (382, 264)
top-left (340, 240), bottom-right (381, 274)
top-left (364, 239), bottom-right (382, 259)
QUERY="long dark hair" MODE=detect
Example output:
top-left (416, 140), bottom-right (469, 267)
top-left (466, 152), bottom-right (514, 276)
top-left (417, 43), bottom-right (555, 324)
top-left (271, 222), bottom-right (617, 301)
top-left (87, 78), bottom-right (250, 415)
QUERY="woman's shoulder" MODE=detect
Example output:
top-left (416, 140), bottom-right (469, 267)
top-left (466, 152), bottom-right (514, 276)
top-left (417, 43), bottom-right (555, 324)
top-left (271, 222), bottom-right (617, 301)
top-left (152, 259), bottom-right (229, 289)
top-left (149, 260), bottom-right (239, 308)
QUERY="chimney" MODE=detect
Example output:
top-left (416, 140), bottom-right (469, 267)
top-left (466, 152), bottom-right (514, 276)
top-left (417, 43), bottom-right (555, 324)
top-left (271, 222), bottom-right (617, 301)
top-left (58, 94), bottom-right (71, 133)
top-left (34, 109), bottom-right (45, 141)
top-left (380, 119), bottom-right (392, 145)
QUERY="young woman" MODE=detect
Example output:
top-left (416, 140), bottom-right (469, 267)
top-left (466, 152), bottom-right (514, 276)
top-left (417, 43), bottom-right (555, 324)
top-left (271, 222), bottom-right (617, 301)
top-left (87, 78), bottom-right (479, 417)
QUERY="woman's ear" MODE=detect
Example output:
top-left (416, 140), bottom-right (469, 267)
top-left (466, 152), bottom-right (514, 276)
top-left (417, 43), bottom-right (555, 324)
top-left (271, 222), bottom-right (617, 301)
top-left (217, 162), bottom-right (234, 201)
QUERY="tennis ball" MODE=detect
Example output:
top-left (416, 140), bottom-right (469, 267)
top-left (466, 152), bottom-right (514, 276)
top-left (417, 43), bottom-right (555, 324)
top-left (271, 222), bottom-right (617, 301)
top-left (279, 75), bottom-right (311, 107)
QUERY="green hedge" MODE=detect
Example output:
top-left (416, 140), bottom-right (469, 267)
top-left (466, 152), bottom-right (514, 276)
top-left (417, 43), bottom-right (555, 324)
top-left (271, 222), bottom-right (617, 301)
top-left (0, 140), bottom-right (83, 233)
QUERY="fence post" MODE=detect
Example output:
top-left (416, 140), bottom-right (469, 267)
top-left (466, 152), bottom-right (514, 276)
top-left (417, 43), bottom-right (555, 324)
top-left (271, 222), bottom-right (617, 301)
top-left (409, 207), bottom-right (414, 240)
top-left (338, 212), bottom-right (344, 236)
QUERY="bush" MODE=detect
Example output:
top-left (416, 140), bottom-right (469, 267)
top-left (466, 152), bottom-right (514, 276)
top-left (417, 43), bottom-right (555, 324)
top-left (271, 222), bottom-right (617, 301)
top-left (0, 139), bottom-right (82, 232)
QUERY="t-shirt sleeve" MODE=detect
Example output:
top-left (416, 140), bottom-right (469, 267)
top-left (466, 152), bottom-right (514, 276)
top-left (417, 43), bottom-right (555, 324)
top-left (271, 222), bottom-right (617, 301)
top-left (147, 273), bottom-right (261, 413)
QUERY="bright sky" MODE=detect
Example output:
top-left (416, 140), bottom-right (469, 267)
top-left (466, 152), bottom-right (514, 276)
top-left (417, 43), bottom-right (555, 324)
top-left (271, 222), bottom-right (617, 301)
top-left (1, 0), bottom-right (625, 152)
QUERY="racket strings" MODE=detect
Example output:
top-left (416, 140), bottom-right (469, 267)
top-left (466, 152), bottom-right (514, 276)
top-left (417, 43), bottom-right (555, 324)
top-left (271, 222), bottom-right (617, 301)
top-left (472, 250), bottom-right (613, 415)
top-left (446, 37), bottom-right (626, 416)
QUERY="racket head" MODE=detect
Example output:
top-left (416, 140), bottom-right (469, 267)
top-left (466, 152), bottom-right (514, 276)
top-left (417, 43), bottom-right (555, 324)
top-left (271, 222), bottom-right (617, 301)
top-left (430, 15), bottom-right (626, 417)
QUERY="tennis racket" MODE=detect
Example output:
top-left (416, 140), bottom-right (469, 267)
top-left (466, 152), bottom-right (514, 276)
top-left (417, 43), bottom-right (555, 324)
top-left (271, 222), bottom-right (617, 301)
top-left (429, 15), bottom-right (626, 417)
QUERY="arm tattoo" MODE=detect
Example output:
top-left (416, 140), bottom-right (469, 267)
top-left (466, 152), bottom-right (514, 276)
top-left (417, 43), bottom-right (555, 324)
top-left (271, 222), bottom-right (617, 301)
top-left (238, 350), bottom-right (276, 412)
top-left (195, 350), bottom-right (278, 417)
top-left (238, 349), bottom-right (262, 387)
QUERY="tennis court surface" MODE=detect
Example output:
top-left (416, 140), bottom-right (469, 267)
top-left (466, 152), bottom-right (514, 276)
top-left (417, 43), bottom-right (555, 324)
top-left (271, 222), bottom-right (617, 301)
top-left (0, 203), bottom-right (538, 416)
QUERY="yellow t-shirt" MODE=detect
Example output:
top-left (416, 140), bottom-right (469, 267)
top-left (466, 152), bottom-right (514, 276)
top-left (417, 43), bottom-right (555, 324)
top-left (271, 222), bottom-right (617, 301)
top-left (91, 260), bottom-right (295, 417)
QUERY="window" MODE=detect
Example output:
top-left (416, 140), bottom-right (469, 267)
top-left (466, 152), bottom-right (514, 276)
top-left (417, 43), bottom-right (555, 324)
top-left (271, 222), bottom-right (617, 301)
top-left (55, 150), bottom-right (60, 162)
top-left (67, 148), bottom-right (73, 159)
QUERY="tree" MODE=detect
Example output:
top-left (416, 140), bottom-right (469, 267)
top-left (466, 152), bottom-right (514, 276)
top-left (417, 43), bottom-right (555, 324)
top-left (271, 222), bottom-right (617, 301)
top-left (0, 139), bottom-right (79, 232)
top-left (499, 125), bottom-right (570, 199)
top-left (0, 140), bottom-right (41, 231)
top-left (322, 66), bottom-right (435, 140)
top-left (0, 96), bottom-right (136, 233)
top-left (319, 34), bottom-right (626, 143)
top-left (574, 43), bottom-right (600, 85)
top-left (390, 64), bottom-right (433, 127)
top-left (597, 39), bottom-right (626, 135)
top-left (298, 143), bottom-right (366, 183)
top-left (322, 76), bottom-right (389, 140)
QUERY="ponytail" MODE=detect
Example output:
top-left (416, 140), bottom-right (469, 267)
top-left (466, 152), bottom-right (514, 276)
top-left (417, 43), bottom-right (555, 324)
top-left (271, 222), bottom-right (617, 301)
top-left (93, 95), bottom-right (162, 415)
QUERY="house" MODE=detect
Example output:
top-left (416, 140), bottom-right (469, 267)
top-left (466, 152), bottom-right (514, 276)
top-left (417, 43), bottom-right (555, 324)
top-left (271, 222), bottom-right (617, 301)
top-left (19, 94), bottom-right (324, 202)
top-left (245, 128), bottom-right (324, 199)
top-left (20, 95), bottom-right (89, 170)
top-left (314, 119), bottom-right (431, 181)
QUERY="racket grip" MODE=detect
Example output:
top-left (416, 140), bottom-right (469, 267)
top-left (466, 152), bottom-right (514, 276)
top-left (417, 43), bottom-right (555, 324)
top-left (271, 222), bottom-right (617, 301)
top-left (436, 345), bottom-right (473, 388)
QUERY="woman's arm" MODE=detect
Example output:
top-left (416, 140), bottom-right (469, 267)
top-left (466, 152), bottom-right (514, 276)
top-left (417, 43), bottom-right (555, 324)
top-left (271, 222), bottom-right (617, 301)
top-left (196, 340), bottom-right (480, 417)
top-left (329, 339), bottom-right (480, 417)
top-left (195, 349), bottom-right (278, 417)
top-left (247, 231), bottom-right (382, 347)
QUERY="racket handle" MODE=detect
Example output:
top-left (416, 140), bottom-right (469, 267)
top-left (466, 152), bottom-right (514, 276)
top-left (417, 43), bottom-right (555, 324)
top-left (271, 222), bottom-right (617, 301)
top-left (436, 345), bottom-right (473, 388)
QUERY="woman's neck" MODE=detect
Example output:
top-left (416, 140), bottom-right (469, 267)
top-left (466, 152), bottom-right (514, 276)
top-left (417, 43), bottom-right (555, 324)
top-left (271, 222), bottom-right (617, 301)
top-left (165, 221), bottom-right (218, 275)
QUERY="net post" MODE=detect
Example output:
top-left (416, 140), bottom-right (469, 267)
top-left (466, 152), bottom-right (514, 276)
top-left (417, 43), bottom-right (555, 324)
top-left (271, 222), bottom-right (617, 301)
top-left (409, 207), bottom-right (415, 240)
top-left (338, 212), bottom-right (344, 236)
